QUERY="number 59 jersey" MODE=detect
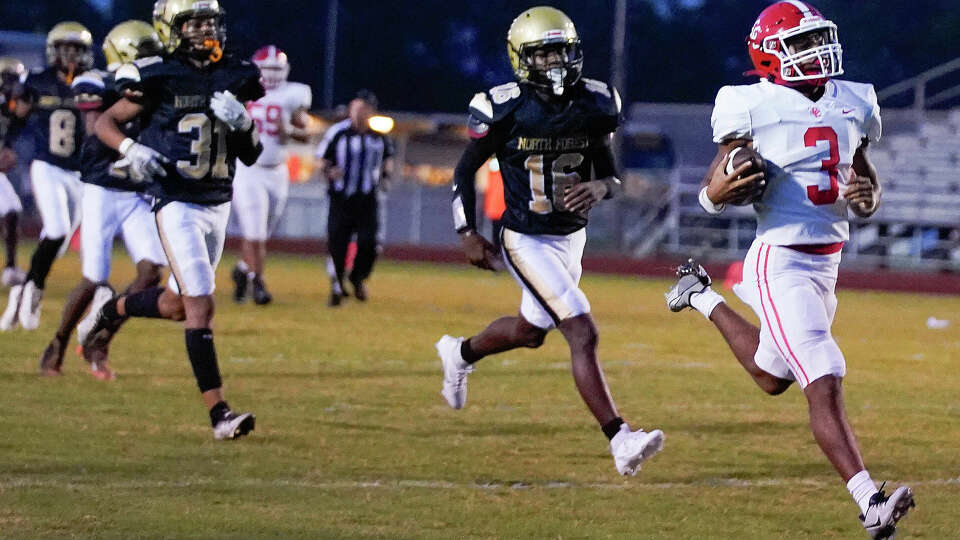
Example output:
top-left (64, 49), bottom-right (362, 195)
top-left (468, 79), bottom-right (621, 236)
top-left (116, 54), bottom-right (265, 206)
top-left (711, 79), bottom-right (881, 246)
top-left (247, 81), bottom-right (311, 167)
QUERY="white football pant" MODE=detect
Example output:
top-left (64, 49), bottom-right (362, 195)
top-left (156, 201), bottom-right (230, 297)
top-left (500, 227), bottom-right (591, 330)
top-left (30, 159), bottom-right (82, 241)
top-left (0, 172), bottom-right (23, 215)
top-left (80, 183), bottom-right (167, 282)
top-left (733, 239), bottom-right (846, 389)
top-left (232, 162), bottom-right (289, 241)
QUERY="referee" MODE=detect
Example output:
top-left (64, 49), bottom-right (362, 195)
top-left (316, 90), bottom-right (394, 307)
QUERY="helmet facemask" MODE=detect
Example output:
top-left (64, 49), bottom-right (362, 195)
top-left (174, 12), bottom-right (226, 62)
top-left (765, 21), bottom-right (842, 85)
top-left (516, 40), bottom-right (582, 96)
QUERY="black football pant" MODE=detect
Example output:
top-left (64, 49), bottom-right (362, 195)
top-left (327, 193), bottom-right (378, 287)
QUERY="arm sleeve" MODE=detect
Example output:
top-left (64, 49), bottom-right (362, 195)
top-left (711, 86), bottom-right (752, 143)
top-left (452, 125), bottom-right (499, 232)
top-left (229, 124), bottom-right (263, 166)
top-left (315, 128), bottom-right (339, 162)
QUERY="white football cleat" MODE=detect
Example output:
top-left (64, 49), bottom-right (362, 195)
top-left (0, 284), bottom-right (23, 331)
top-left (213, 411), bottom-right (256, 440)
top-left (17, 280), bottom-right (43, 330)
top-left (860, 485), bottom-right (915, 539)
top-left (665, 258), bottom-right (712, 312)
top-left (610, 424), bottom-right (665, 476)
top-left (77, 285), bottom-right (115, 345)
top-left (1, 266), bottom-right (25, 287)
top-left (436, 334), bottom-right (473, 409)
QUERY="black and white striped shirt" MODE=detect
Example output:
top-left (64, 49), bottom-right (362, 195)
top-left (315, 119), bottom-right (394, 197)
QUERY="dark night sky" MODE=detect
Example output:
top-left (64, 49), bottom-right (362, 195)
top-left (2, 0), bottom-right (958, 111)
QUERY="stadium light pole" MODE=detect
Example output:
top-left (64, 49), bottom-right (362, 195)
top-left (611, 0), bottom-right (627, 250)
top-left (323, 0), bottom-right (339, 110)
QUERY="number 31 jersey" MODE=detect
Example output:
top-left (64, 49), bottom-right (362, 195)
top-left (247, 81), bottom-right (311, 167)
top-left (711, 79), bottom-right (881, 246)
top-left (116, 54), bottom-right (265, 206)
top-left (468, 79), bottom-right (621, 236)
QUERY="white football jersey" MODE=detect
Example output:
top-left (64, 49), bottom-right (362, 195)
top-left (247, 81), bottom-right (312, 166)
top-left (711, 79), bottom-right (881, 246)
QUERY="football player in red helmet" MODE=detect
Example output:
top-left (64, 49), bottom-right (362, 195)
top-left (668, 2), bottom-right (912, 539)
top-left (230, 45), bottom-right (313, 305)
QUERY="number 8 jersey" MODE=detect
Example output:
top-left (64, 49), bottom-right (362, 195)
top-left (116, 54), bottom-right (265, 206)
top-left (467, 78), bottom-right (621, 236)
top-left (22, 68), bottom-right (84, 171)
top-left (711, 79), bottom-right (881, 245)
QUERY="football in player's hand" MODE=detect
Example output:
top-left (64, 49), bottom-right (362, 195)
top-left (724, 146), bottom-right (766, 205)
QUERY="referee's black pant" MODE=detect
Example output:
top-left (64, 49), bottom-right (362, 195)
top-left (327, 193), bottom-right (378, 287)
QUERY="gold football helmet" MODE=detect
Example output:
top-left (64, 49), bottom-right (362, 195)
top-left (507, 6), bottom-right (582, 95)
top-left (0, 57), bottom-right (26, 82)
top-left (153, 0), bottom-right (226, 61)
top-left (103, 20), bottom-right (164, 71)
top-left (46, 21), bottom-right (94, 73)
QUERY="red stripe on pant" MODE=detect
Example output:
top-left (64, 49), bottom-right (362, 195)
top-left (757, 243), bottom-right (810, 386)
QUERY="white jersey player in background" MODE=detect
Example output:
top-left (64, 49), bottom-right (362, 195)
top-left (665, 2), bottom-right (913, 539)
top-left (231, 45), bottom-right (312, 305)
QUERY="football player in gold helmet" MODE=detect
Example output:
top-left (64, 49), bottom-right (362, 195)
top-left (153, 0), bottom-right (227, 63)
top-left (0, 57), bottom-right (27, 288)
top-left (88, 0), bottom-right (263, 439)
top-left (1, 22), bottom-right (93, 333)
top-left (441, 7), bottom-right (664, 477)
top-left (38, 20), bottom-right (166, 380)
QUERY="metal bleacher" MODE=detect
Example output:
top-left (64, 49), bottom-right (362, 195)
top-left (645, 58), bottom-right (960, 272)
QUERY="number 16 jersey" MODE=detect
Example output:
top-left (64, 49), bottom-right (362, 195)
top-left (467, 79), bottom-right (621, 236)
top-left (116, 54), bottom-right (265, 206)
top-left (711, 79), bottom-right (881, 246)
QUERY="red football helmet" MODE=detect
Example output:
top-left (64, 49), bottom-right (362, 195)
top-left (746, 1), bottom-right (842, 87)
top-left (252, 45), bottom-right (289, 90)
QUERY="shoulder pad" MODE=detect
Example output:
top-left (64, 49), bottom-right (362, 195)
top-left (469, 81), bottom-right (522, 124)
top-left (71, 70), bottom-right (107, 110)
top-left (581, 78), bottom-right (621, 116)
top-left (832, 80), bottom-right (881, 142)
top-left (287, 82), bottom-right (313, 109)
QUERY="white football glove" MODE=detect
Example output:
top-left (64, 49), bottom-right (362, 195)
top-left (118, 138), bottom-right (168, 182)
top-left (210, 90), bottom-right (252, 132)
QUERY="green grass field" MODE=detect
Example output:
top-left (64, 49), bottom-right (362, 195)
top-left (1, 249), bottom-right (958, 539)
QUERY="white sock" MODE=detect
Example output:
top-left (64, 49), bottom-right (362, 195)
top-left (236, 260), bottom-right (249, 273)
top-left (847, 470), bottom-right (879, 514)
top-left (689, 287), bottom-right (725, 319)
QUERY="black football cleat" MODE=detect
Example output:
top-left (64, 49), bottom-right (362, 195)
top-left (351, 279), bottom-right (367, 302)
top-left (231, 264), bottom-right (249, 304)
top-left (251, 276), bottom-right (273, 305)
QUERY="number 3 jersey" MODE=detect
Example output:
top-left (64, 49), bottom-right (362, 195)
top-left (116, 54), bottom-right (265, 206)
top-left (247, 81), bottom-right (311, 167)
top-left (22, 68), bottom-right (84, 171)
top-left (467, 79), bottom-right (621, 236)
top-left (711, 79), bottom-right (881, 246)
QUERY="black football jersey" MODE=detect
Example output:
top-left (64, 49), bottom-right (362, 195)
top-left (467, 78), bottom-right (621, 235)
top-left (71, 70), bottom-right (146, 192)
top-left (116, 54), bottom-right (264, 205)
top-left (21, 68), bottom-right (84, 171)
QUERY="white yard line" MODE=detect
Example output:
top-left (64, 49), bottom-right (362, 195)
top-left (2, 476), bottom-right (958, 492)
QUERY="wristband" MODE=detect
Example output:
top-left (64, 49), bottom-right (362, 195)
top-left (118, 137), bottom-right (135, 156)
top-left (698, 186), bottom-right (725, 215)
